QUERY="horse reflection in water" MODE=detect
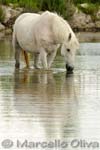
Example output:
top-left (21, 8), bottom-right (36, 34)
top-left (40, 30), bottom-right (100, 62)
top-left (13, 69), bottom-right (79, 140)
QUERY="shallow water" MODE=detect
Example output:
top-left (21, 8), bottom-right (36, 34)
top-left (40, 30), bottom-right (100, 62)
top-left (0, 35), bottom-right (100, 150)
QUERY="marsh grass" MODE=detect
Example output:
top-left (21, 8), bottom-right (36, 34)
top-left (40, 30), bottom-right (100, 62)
top-left (0, 5), bottom-right (5, 22)
top-left (74, 0), bottom-right (99, 4)
top-left (0, 0), bottom-right (75, 19)
top-left (77, 3), bottom-right (100, 21)
top-left (0, 0), bottom-right (99, 19)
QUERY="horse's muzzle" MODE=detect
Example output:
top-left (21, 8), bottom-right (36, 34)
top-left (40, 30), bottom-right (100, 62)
top-left (66, 64), bottom-right (74, 74)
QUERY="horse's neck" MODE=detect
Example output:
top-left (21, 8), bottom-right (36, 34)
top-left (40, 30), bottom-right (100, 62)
top-left (52, 17), bottom-right (70, 44)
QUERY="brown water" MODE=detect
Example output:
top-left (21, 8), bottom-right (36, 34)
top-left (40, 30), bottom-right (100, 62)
top-left (0, 35), bottom-right (100, 150)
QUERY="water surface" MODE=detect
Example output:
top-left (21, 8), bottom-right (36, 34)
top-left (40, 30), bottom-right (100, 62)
top-left (0, 34), bottom-right (100, 149)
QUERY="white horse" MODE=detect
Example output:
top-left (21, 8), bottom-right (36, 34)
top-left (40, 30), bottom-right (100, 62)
top-left (12, 11), bottom-right (79, 73)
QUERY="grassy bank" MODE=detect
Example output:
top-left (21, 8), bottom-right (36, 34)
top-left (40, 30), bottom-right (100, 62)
top-left (0, 0), bottom-right (99, 19)
top-left (0, 0), bottom-right (74, 19)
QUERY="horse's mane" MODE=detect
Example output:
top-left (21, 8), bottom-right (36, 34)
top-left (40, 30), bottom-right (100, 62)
top-left (52, 13), bottom-right (79, 47)
top-left (40, 11), bottom-right (79, 48)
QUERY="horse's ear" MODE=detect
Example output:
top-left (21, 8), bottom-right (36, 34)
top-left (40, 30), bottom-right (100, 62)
top-left (68, 33), bottom-right (72, 41)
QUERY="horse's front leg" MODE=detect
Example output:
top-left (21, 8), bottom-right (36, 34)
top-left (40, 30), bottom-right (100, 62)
top-left (47, 50), bottom-right (57, 68)
top-left (34, 53), bottom-right (40, 69)
top-left (40, 50), bottom-right (48, 69)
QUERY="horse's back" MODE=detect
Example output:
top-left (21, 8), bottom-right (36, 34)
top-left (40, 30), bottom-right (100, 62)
top-left (14, 13), bottom-right (40, 32)
top-left (13, 13), bottom-right (40, 52)
top-left (15, 13), bottom-right (40, 24)
top-left (13, 11), bottom-right (56, 52)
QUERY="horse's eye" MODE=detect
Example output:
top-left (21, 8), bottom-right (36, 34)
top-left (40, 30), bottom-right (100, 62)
top-left (67, 49), bottom-right (70, 52)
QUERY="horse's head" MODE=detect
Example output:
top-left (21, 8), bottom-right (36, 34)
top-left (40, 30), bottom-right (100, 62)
top-left (61, 33), bottom-right (79, 74)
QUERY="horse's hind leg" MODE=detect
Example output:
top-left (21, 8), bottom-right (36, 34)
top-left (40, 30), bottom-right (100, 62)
top-left (15, 47), bottom-right (21, 69)
top-left (12, 30), bottom-right (22, 69)
top-left (22, 50), bottom-right (30, 68)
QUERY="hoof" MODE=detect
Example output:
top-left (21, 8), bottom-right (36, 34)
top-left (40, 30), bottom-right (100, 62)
top-left (15, 63), bottom-right (20, 69)
top-left (23, 66), bottom-right (30, 70)
top-left (34, 66), bottom-right (41, 69)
